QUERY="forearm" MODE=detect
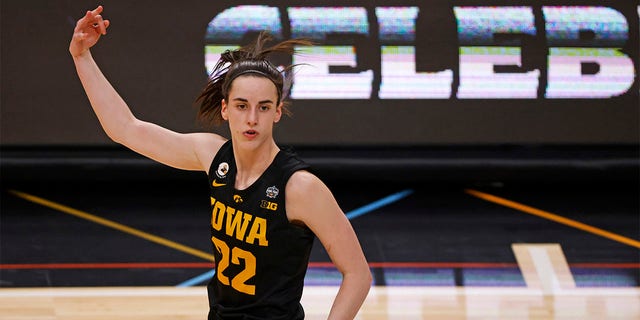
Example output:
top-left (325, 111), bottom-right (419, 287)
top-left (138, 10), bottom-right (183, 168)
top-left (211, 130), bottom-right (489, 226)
top-left (72, 51), bottom-right (136, 143)
top-left (327, 271), bottom-right (372, 320)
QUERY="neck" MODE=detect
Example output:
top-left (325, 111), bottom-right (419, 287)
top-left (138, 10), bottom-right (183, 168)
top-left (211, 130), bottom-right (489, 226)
top-left (232, 139), bottom-right (280, 190)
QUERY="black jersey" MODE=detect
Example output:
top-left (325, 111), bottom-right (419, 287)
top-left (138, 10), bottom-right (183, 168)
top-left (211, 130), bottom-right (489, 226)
top-left (206, 141), bottom-right (314, 320)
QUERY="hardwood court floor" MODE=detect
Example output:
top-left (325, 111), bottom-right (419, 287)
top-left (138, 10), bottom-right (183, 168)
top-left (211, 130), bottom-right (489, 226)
top-left (1, 286), bottom-right (638, 319)
top-left (1, 179), bottom-right (638, 319)
top-left (2, 181), bottom-right (638, 287)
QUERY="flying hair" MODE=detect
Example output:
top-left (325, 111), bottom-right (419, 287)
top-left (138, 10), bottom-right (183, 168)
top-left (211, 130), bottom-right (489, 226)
top-left (195, 32), bottom-right (312, 127)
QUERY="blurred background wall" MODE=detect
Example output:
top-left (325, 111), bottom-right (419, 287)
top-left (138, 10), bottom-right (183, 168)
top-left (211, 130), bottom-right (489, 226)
top-left (1, 0), bottom-right (638, 184)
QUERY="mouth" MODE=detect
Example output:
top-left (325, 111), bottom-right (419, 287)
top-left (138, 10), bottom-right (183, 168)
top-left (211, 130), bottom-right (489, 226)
top-left (243, 129), bottom-right (258, 139)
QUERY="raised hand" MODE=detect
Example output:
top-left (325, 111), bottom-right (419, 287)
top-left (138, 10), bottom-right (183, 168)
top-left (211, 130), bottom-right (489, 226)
top-left (69, 6), bottom-right (111, 58)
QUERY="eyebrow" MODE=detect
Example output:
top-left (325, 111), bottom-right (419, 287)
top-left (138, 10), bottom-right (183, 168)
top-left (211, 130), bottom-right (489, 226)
top-left (232, 97), bottom-right (274, 104)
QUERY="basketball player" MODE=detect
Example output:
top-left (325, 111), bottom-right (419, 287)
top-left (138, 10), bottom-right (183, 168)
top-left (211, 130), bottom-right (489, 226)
top-left (69, 6), bottom-right (372, 320)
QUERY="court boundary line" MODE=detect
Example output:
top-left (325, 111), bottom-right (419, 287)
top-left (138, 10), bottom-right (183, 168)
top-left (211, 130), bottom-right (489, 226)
top-left (177, 270), bottom-right (216, 287)
top-left (345, 189), bottom-right (414, 220)
top-left (465, 189), bottom-right (640, 249)
top-left (9, 190), bottom-right (215, 262)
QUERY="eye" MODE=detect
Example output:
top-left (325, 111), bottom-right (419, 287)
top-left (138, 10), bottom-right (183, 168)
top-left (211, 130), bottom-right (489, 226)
top-left (236, 104), bottom-right (247, 110)
top-left (259, 105), bottom-right (271, 111)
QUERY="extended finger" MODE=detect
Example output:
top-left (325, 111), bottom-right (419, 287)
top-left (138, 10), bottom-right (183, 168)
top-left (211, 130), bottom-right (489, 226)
top-left (91, 5), bottom-right (104, 16)
top-left (76, 9), bottom-right (95, 27)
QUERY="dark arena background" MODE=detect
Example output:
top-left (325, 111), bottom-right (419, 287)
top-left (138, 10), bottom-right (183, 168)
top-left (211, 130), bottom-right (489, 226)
top-left (1, 1), bottom-right (639, 319)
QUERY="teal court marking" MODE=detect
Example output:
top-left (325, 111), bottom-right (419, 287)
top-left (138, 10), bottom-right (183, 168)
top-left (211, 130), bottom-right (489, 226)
top-left (345, 189), bottom-right (414, 220)
top-left (177, 269), bottom-right (216, 287)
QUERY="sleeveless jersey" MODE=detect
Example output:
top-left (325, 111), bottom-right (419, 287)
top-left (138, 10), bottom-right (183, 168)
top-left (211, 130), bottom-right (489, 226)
top-left (206, 141), bottom-right (314, 320)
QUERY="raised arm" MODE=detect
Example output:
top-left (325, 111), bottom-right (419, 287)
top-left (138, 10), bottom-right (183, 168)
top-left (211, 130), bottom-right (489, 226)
top-left (286, 171), bottom-right (372, 319)
top-left (69, 6), bottom-right (225, 172)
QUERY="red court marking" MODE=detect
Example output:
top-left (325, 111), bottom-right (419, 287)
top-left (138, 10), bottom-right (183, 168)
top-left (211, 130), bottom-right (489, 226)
top-left (1, 262), bottom-right (637, 270)
top-left (569, 263), bottom-right (640, 269)
top-left (0, 262), bottom-right (213, 270)
top-left (367, 262), bottom-right (518, 268)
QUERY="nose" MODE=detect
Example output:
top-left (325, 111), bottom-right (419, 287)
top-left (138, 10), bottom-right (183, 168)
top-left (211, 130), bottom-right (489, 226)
top-left (247, 107), bottom-right (258, 126)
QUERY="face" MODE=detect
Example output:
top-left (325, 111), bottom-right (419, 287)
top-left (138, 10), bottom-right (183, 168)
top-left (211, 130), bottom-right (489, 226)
top-left (221, 75), bottom-right (282, 147)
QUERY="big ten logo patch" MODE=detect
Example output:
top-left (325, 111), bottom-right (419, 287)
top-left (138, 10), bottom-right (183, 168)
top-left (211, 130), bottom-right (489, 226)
top-left (260, 200), bottom-right (278, 211)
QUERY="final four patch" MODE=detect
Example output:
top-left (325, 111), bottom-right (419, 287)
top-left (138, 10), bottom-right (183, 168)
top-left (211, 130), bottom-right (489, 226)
top-left (266, 186), bottom-right (279, 199)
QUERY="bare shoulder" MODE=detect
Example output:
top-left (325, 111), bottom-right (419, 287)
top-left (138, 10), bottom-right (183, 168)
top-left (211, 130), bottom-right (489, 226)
top-left (191, 132), bottom-right (228, 174)
top-left (286, 170), bottom-right (327, 196)
top-left (285, 170), bottom-right (341, 224)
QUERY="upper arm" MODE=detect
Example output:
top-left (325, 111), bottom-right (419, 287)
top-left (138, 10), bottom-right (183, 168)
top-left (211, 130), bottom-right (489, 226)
top-left (72, 51), bottom-right (225, 171)
top-left (286, 171), bottom-right (369, 275)
top-left (119, 119), bottom-right (226, 172)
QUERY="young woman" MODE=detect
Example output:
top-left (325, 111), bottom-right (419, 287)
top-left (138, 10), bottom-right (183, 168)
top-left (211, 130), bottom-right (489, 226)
top-left (69, 6), bottom-right (372, 320)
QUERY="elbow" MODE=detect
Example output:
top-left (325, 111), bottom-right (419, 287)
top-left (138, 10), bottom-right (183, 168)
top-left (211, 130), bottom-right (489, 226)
top-left (359, 260), bottom-right (373, 286)
top-left (356, 268), bottom-right (373, 299)
top-left (105, 129), bottom-right (126, 145)
top-left (103, 118), bottom-right (137, 145)
top-left (347, 266), bottom-right (373, 289)
top-left (363, 269), bottom-right (373, 288)
top-left (105, 130), bottom-right (121, 144)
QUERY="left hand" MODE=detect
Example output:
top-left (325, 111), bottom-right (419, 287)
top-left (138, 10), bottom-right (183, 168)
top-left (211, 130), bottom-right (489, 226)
top-left (69, 5), bottom-right (110, 58)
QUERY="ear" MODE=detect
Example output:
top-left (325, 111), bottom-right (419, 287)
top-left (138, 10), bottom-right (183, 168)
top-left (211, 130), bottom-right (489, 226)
top-left (221, 99), bottom-right (229, 121)
top-left (274, 103), bottom-right (283, 123)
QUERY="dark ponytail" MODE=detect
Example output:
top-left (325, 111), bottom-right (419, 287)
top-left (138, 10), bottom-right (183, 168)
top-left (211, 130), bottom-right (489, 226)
top-left (195, 32), bottom-right (312, 127)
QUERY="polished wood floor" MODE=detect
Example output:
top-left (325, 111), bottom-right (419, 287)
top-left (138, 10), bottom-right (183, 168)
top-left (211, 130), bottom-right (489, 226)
top-left (1, 286), bottom-right (638, 319)
top-left (2, 181), bottom-right (637, 319)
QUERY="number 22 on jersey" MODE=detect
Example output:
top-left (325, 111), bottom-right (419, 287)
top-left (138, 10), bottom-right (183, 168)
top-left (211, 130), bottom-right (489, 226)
top-left (212, 236), bottom-right (257, 295)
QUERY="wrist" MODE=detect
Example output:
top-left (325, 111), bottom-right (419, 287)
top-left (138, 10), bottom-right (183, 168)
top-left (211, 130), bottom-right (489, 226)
top-left (71, 49), bottom-right (92, 61)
